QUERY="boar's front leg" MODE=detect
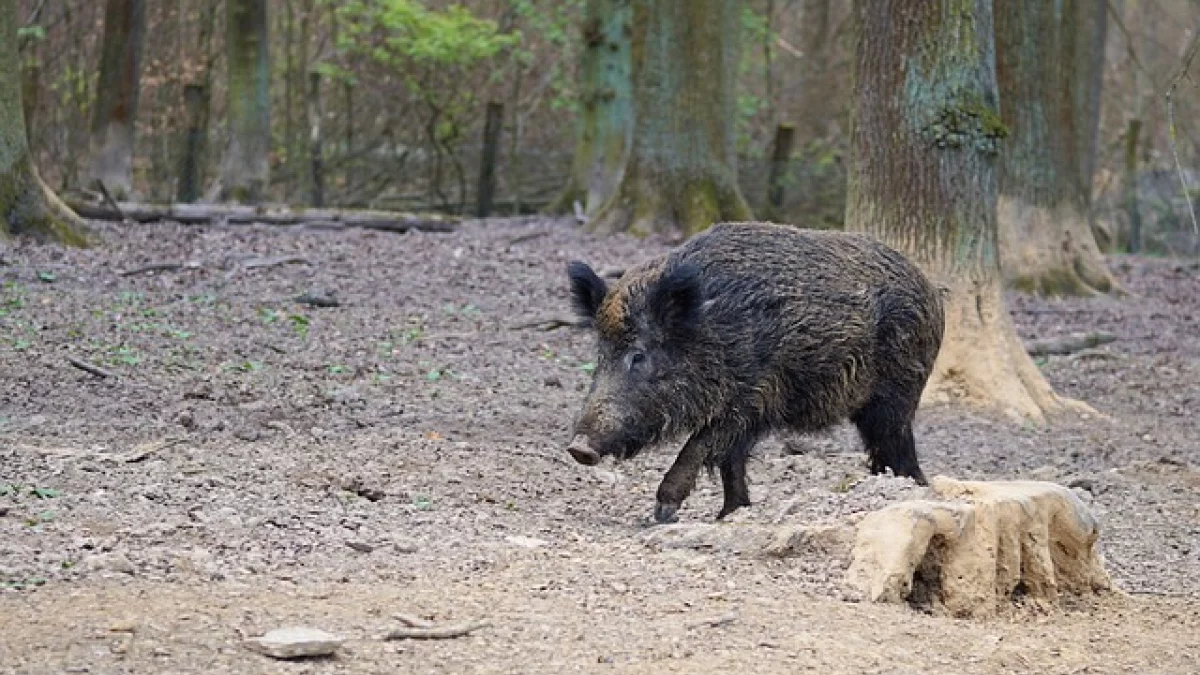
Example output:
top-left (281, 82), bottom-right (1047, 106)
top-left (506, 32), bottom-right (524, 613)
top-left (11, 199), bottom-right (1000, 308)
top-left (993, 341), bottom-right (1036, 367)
top-left (654, 422), bottom-right (759, 524)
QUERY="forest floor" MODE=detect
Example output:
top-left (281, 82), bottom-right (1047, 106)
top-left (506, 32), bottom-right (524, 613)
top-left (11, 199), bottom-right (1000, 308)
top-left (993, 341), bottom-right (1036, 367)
top-left (1, 217), bottom-right (1199, 674)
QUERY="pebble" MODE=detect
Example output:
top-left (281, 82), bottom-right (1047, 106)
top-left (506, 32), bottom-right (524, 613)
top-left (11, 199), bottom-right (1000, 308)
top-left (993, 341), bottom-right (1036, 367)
top-left (82, 552), bottom-right (136, 575)
top-left (505, 535), bottom-right (548, 549)
top-left (244, 626), bottom-right (343, 660)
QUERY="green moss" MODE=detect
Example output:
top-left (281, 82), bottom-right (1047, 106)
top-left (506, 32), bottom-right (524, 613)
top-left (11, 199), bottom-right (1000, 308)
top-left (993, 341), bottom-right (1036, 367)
top-left (927, 92), bottom-right (1009, 154)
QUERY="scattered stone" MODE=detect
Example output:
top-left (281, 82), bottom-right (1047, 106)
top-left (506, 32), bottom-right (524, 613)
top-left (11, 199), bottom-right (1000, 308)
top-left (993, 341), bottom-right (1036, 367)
top-left (346, 540), bottom-right (375, 553)
top-left (505, 535), bottom-right (548, 549)
top-left (233, 426), bottom-right (262, 442)
top-left (543, 376), bottom-right (562, 388)
top-left (81, 553), bottom-right (136, 576)
top-left (845, 476), bottom-right (1112, 618)
top-left (393, 541), bottom-right (419, 554)
top-left (244, 626), bottom-right (343, 660)
top-left (295, 291), bottom-right (340, 308)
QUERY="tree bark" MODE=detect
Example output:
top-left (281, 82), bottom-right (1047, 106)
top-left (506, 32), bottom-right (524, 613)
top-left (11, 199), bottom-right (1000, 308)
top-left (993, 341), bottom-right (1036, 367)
top-left (217, 0), bottom-right (270, 203)
top-left (846, 0), bottom-right (1081, 422)
top-left (994, 1), bottom-right (1119, 296)
top-left (794, 0), bottom-right (833, 146)
top-left (547, 0), bottom-right (632, 217)
top-left (589, 0), bottom-right (752, 238)
top-left (83, 0), bottom-right (147, 200)
top-left (307, 71), bottom-right (323, 207)
top-left (0, 0), bottom-right (88, 244)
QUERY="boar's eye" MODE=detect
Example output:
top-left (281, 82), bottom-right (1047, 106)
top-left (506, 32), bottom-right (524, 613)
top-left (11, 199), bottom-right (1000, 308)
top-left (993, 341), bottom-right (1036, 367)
top-left (627, 351), bottom-right (646, 371)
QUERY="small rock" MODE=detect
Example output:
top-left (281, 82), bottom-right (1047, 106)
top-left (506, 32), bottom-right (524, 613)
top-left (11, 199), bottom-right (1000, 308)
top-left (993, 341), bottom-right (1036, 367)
top-left (175, 411), bottom-right (195, 429)
top-left (82, 553), bottom-right (136, 575)
top-left (295, 291), bottom-right (340, 308)
top-left (346, 540), bottom-right (375, 553)
top-left (393, 541), bottom-right (419, 554)
top-left (1068, 477), bottom-right (1097, 493)
top-left (245, 626), bottom-right (343, 660)
top-left (505, 535), bottom-right (548, 549)
top-left (543, 376), bottom-right (562, 388)
top-left (233, 426), bottom-right (261, 442)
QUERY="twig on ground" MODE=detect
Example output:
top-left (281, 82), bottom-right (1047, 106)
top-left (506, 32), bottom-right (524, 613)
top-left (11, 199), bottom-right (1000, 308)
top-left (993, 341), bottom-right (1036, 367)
top-left (509, 316), bottom-right (583, 331)
top-left (1025, 331), bottom-right (1117, 357)
top-left (382, 619), bottom-right (490, 640)
top-left (119, 261), bottom-right (201, 277)
top-left (506, 231), bottom-right (550, 247)
top-left (685, 613), bottom-right (739, 630)
top-left (391, 614), bottom-right (437, 629)
top-left (243, 254), bottom-right (311, 270)
top-left (120, 438), bottom-right (186, 463)
top-left (67, 357), bottom-right (116, 380)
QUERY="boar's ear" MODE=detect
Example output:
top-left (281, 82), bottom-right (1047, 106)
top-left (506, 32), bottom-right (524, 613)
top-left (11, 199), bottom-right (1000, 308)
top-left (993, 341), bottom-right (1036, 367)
top-left (567, 261), bottom-right (608, 321)
top-left (650, 263), bottom-right (702, 338)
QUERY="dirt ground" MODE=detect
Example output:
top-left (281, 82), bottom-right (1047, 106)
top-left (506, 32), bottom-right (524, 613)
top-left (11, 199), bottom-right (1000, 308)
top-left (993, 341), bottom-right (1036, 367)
top-left (1, 217), bottom-right (1199, 674)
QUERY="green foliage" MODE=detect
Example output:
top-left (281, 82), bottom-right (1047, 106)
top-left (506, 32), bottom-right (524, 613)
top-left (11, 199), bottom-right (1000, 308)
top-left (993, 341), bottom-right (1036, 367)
top-left (332, 1), bottom-right (517, 68)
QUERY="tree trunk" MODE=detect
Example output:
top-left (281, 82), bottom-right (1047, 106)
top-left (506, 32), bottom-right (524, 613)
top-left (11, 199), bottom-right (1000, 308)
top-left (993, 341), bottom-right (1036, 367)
top-left (589, 0), bottom-right (752, 238)
top-left (476, 101), bottom-right (503, 218)
top-left (83, 0), bottom-right (147, 200)
top-left (994, 1), bottom-right (1118, 296)
top-left (547, 0), bottom-right (632, 217)
top-left (794, 0), bottom-right (833, 146)
top-left (217, 0), bottom-right (270, 203)
top-left (846, 0), bottom-right (1081, 422)
top-left (306, 71), bottom-right (323, 207)
top-left (176, 84), bottom-right (209, 203)
top-left (0, 0), bottom-right (88, 243)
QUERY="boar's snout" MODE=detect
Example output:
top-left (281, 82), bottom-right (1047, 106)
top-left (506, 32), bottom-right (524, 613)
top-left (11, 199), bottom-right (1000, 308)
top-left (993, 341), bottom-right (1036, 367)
top-left (567, 435), bottom-right (601, 466)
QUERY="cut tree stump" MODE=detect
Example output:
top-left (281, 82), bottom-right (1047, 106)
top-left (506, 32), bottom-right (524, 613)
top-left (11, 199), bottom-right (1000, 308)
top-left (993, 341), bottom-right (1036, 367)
top-left (65, 199), bottom-right (460, 233)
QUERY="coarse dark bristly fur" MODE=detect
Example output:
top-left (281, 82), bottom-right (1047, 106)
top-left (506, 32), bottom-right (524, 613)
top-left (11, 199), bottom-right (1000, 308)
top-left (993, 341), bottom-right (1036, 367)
top-left (565, 221), bottom-right (945, 524)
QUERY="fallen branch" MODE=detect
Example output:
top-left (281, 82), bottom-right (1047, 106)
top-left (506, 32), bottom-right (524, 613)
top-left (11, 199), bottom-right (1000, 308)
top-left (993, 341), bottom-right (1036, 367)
top-left (65, 199), bottom-right (460, 234)
top-left (243, 255), bottom-right (310, 270)
top-left (686, 613), bottom-right (739, 630)
top-left (94, 180), bottom-right (132, 226)
top-left (67, 357), bottom-right (116, 380)
top-left (509, 316), bottom-right (583, 331)
top-left (391, 613), bottom-right (437, 629)
top-left (1025, 331), bottom-right (1116, 357)
top-left (119, 261), bottom-right (201, 277)
top-left (505, 231), bottom-right (550, 247)
top-left (382, 619), bottom-right (489, 640)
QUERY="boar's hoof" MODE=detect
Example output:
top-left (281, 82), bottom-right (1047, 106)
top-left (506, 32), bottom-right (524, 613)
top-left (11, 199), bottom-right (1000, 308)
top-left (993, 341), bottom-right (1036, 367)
top-left (567, 436), bottom-right (601, 466)
top-left (654, 502), bottom-right (680, 524)
top-left (715, 502), bottom-right (750, 521)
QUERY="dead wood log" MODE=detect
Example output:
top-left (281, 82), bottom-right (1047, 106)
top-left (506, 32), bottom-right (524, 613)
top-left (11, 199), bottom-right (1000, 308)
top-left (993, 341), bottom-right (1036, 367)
top-left (1025, 331), bottom-right (1117, 357)
top-left (64, 199), bottom-right (460, 233)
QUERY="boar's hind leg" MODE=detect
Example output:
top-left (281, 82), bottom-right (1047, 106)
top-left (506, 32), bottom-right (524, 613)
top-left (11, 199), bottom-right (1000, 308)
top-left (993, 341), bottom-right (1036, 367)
top-left (716, 430), bottom-right (759, 520)
top-left (851, 394), bottom-right (928, 486)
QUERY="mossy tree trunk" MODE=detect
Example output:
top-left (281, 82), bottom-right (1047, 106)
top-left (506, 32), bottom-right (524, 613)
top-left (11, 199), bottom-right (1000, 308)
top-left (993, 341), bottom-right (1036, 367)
top-left (994, 1), bottom-right (1119, 296)
top-left (0, 0), bottom-right (88, 244)
top-left (846, 0), bottom-right (1083, 422)
top-left (217, 0), bottom-right (270, 203)
top-left (83, 0), bottom-right (146, 200)
top-left (589, 0), bottom-right (752, 239)
top-left (547, 0), bottom-right (632, 217)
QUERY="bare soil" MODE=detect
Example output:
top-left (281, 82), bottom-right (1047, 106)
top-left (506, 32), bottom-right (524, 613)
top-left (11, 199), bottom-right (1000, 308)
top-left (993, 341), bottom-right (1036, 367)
top-left (1, 218), bottom-right (1199, 674)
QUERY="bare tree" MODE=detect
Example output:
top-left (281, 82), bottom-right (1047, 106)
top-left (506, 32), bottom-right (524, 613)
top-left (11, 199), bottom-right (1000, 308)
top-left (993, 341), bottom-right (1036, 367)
top-left (846, 0), bottom-right (1082, 421)
top-left (216, 0), bottom-right (270, 203)
top-left (83, 0), bottom-right (146, 200)
top-left (547, 0), bottom-right (632, 217)
top-left (588, 0), bottom-right (752, 238)
top-left (993, 0), bottom-right (1119, 296)
top-left (0, 0), bottom-right (87, 243)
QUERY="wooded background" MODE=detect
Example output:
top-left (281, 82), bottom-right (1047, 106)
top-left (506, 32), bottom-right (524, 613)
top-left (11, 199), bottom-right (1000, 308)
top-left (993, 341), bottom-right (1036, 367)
top-left (11, 0), bottom-right (1200, 254)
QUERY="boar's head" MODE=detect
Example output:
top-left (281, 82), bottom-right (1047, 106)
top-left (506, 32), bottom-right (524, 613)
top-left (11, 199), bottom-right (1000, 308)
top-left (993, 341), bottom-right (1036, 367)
top-left (563, 259), bottom-right (705, 466)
